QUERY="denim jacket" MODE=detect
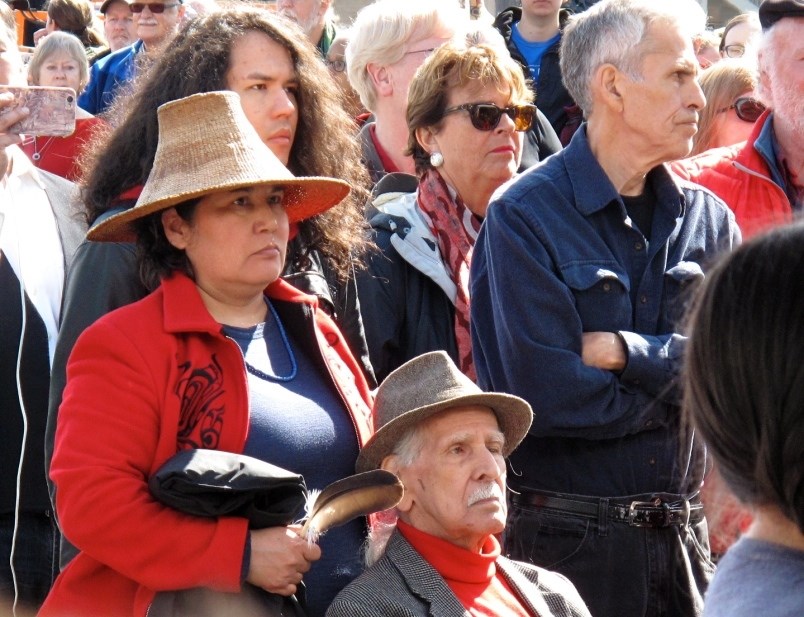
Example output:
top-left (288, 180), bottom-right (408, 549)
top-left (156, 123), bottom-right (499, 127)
top-left (470, 126), bottom-right (740, 496)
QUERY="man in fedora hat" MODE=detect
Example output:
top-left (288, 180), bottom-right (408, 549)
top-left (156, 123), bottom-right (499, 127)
top-left (327, 351), bottom-right (591, 617)
top-left (673, 0), bottom-right (803, 237)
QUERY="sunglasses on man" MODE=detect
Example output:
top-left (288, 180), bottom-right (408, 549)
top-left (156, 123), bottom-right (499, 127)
top-left (441, 103), bottom-right (537, 132)
top-left (717, 97), bottom-right (766, 123)
top-left (130, 2), bottom-right (180, 13)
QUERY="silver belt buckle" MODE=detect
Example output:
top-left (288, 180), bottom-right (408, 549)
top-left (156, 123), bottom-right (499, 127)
top-left (627, 498), bottom-right (665, 527)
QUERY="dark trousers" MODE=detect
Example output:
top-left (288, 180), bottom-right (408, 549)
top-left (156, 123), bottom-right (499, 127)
top-left (0, 512), bottom-right (59, 612)
top-left (505, 495), bottom-right (715, 617)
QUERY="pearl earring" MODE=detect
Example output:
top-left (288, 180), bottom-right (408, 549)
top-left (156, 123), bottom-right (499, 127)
top-left (429, 152), bottom-right (444, 168)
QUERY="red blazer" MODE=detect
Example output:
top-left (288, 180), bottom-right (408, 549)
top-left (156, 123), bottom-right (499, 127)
top-left (671, 111), bottom-right (792, 238)
top-left (41, 273), bottom-right (373, 617)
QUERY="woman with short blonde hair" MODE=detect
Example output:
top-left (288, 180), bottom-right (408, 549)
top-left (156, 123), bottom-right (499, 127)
top-left (691, 59), bottom-right (762, 155)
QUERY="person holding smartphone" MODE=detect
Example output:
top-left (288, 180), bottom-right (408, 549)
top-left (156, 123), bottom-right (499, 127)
top-left (22, 31), bottom-right (105, 180)
top-left (0, 6), bottom-right (85, 612)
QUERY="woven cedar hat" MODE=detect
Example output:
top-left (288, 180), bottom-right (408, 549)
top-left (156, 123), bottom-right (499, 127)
top-left (87, 91), bottom-right (350, 242)
top-left (356, 351), bottom-right (533, 473)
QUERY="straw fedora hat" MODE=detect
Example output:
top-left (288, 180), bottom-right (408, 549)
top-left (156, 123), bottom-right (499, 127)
top-left (356, 351), bottom-right (533, 473)
top-left (87, 91), bottom-right (350, 242)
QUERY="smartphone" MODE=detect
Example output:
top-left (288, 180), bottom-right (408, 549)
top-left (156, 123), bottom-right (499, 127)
top-left (0, 86), bottom-right (77, 137)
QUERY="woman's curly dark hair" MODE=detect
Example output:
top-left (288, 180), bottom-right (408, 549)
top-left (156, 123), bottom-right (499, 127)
top-left (80, 8), bottom-right (370, 281)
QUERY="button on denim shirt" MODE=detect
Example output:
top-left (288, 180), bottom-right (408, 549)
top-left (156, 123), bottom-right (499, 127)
top-left (470, 126), bottom-right (740, 496)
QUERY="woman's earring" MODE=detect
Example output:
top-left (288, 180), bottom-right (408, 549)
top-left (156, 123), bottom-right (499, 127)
top-left (429, 152), bottom-right (444, 168)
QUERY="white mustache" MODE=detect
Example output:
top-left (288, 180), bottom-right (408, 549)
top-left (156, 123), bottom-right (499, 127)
top-left (467, 483), bottom-right (504, 506)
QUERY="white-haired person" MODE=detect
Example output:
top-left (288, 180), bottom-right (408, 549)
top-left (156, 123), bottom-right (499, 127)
top-left (39, 91), bottom-right (373, 617)
top-left (328, 351), bottom-right (592, 617)
top-left (673, 0), bottom-right (802, 238)
top-left (22, 31), bottom-right (104, 180)
top-left (470, 0), bottom-right (739, 615)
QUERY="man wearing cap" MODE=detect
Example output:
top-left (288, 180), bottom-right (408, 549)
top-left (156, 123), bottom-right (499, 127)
top-left (102, 0), bottom-right (136, 53)
top-left (0, 6), bottom-right (84, 610)
top-left (327, 351), bottom-right (591, 617)
top-left (673, 0), bottom-right (803, 238)
top-left (79, 0), bottom-right (185, 114)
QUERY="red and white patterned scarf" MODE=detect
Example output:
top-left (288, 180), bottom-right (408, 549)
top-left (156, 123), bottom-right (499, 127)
top-left (416, 169), bottom-right (482, 380)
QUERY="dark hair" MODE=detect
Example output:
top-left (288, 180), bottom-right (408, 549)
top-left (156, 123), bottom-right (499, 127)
top-left (718, 12), bottom-right (760, 53)
top-left (405, 42), bottom-right (532, 176)
top-left (47, 0), bottom-right (106, 49)
top-left (683, 221), bottom-right (804, 533)
top-left (134, 200), bottom-right (197, 290)
top-left (80, 8), bottom-right (369, 281)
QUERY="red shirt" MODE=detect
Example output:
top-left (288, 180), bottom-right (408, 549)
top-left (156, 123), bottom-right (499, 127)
top-left (397, 519), bottom-right (532, 617)
top-left (369, 123), bottom-right (401, 174)
top-left (21, 116), bottom-right (105, 181)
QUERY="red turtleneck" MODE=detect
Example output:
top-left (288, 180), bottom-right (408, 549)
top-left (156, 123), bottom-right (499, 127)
top-left (397, 519), bottom-right (533, 616)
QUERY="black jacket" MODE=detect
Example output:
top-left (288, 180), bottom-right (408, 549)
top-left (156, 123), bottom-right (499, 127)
top-left (494, 7), bottom-right (577, 142)
top-left (357, 174), bottom-right (459, 384)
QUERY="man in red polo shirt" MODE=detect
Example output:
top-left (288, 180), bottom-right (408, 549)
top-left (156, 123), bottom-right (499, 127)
top-left (327, 352), bottom-right (590, 617)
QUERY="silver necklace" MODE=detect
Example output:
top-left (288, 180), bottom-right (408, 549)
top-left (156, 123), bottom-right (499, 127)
top-left (32, 136), bottom-right (56, 162)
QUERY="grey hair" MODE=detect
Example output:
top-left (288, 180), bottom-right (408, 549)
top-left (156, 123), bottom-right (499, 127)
top-left (345, 0), bottom-right (465, 112)
top-left (560, 0), bottom-right (706, 116)
top-left (362, 423), bottom-right (426, 566)
top-left (756, 23), bottom-right (782, 106)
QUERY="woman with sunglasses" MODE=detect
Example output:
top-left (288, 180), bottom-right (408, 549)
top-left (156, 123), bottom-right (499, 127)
top-left (357, 40), bottom-right (534, 383)
top-left (690, 59), bottom-right (764, 156)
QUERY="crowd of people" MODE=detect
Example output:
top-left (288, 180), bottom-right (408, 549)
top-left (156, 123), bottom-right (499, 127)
top-left (1, 0), bottom-right (802, 616)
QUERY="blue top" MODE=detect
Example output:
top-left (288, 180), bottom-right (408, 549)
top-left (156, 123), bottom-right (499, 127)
top-left (704, 537), bottom-right (804, 617)
top-left (78, 40), bottom-right (142, 115)
top-left (223, 301), bottom-right (363, 617)
top-left (470, 125), bottom-right (740, 496)
top-left (511, 24), bottom-right (560, 81)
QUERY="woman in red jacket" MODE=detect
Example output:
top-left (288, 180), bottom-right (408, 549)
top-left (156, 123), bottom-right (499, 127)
top-left (40, 91), bottom-right (373, 617)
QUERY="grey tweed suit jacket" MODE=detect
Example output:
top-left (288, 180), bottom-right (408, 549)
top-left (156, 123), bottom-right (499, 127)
top-left (326, 530), bottom-right (592, 617)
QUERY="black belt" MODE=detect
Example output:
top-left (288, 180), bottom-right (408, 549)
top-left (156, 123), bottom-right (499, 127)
top-left (511, 491), bottom-right (703, 528)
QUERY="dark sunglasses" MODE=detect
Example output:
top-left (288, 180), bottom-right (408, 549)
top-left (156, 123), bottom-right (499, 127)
top-left (441, 103), bottom-right (536, 132)
top-left (130, 2), bottom-right (180, 13)
top-left (717, 97), bottom-right (766, 123)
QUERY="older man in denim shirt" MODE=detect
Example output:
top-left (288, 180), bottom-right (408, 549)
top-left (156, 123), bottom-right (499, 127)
top-left (471, 2), bottom-right (740, 616)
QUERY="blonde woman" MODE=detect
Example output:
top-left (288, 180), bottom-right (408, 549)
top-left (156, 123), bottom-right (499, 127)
top-left (690, 59), bottom-right (763, 156)
top-left (22, 31), bottom-right (104, 180)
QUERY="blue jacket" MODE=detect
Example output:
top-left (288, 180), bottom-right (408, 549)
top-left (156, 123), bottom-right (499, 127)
top-left (79, 40), bottom-right (143, 115)
top-left (470, 126), bottom-right (740, 496)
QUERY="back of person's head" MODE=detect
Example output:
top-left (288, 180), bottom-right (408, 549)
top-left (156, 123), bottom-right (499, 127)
top-left (684, 220), bottom-right (804, 534)
top-left (81, 8), bottom-right (368, 277)
top-left (47, 0), bottom-right (105, 48)
top-left (691, 59), bottom-right (758, 154)
top-left (27, 30), bottom-right (89, 90)
top-left (346, 0), bottom-right (464, 112)
top-left (560, 0), bottom-right (705, 117)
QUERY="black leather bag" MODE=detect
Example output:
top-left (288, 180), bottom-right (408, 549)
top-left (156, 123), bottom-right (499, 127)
top-left (147, 449), bottom-right (309, 617)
